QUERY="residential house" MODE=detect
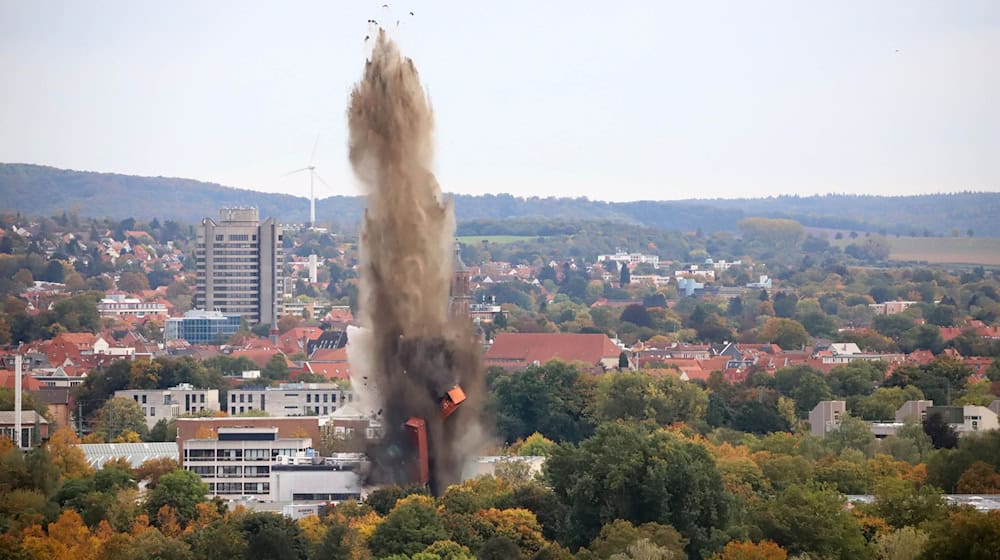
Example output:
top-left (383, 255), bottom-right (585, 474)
top-left (484, 333), bottom-right (624, 372)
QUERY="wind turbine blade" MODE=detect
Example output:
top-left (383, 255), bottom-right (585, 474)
top-left (309, 134), bottom-right (320, 165)
top-left (281, 167), bottom-right (311, 177)
top-left (313, 171), bottom-right (333, 191)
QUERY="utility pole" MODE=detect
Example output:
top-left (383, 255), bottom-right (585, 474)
top-left (14, 355), bottom-right (22, 448)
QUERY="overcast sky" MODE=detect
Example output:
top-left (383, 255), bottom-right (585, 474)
top-left (1, 1), bottom-right (997, 202)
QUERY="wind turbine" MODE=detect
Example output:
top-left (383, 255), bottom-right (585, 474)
top-left (283, 135), bottom-right (331, 229)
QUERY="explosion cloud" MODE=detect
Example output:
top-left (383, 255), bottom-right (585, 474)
top-left (348, 30), bottom-right (484, 495)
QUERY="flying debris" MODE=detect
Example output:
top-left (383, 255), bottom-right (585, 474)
top-left (409, 11), bottom-right (414, 15)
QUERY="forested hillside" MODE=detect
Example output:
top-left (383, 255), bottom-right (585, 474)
top-left (2, 163), bottom-right (998, 235)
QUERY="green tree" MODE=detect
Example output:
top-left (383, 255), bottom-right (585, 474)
top-left (754, 483), bottom-right (867, 559)
top-left (145, 469), bottom-right (208, 525)
top-left (368, 495), bottom-right (449, 558)
top-left (587, 519), bottom-right (686, 559)
top-left (864, 478), bottom-right (947, 529)
top-left (593, 371), bottom-right (708, 426)
top-left (241, 511), bottom-right (308, 560)
top-left (365, 484), bottom-right (430, 516)
top-left (824, 415), bottom-right (877, 456)
top-left (261, 353), bottom-right (290, 381)
top-left (95, 396), bottom-right (149, 441)
top-left (921, 509), bottom-right (1000, 559)
top-left (488, 362), bottom-right (595, 444)
top-left (546, 422), bottom-right (728, 554)
top-left (762, 318), bottom-right (809, 350)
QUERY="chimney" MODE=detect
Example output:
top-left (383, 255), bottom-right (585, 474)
top-left (269, 328), bottom-right (280, 345)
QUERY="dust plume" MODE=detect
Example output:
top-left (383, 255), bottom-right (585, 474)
top-left (348, 30), bottom-right (485, 495)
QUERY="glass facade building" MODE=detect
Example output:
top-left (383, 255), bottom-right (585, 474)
top-left (165, 310), bottom-right (242, 344)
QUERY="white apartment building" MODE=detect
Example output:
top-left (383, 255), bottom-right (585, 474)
top-left (97, 294), bottom-right (168, 318)
top-left (116, 383), bottom-right (220, 429)
top-left (227, 382), bottom-right (351, 417)
top-left (183, 427), bottom-right (312, 497)
top-left (597, 249), bottom-right (660, 269)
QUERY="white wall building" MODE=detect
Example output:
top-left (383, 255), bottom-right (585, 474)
top-left (183, 427), bottom-right (313, 497)
top-left (116, 383), bottom-right (220, 429)
top-left (597, 249), bottom-right (660, 269)
top-left (98, 294), bottom-right (168, 318)
top-left (269, 453), bottom-right (365, 502)
top-left (227, 382), bottom-right (351, 417)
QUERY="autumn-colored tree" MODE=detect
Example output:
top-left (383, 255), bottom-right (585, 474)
top-left (117, 271), bottom-right (150, 294)
top-left (474, 508), bottom-right (546, 557)
top-left (21, 510), bottom-right (103, 560)
top-left (712, 540), bottom-right (787, 560)
top-left (956, 461), bottom-right (1000, 493)
top-left (156, 505), bottom-right (183, 538)
top-left (587, 519), bottom-right (687, 559)
top-left (47, 426), bottom-right (94, 479)
top-left (277, 314), bottom-right (302, 334)
top-left (516, 432), bottom-right (558, 457)
top-left (133, 457), bottom-right (179, 489)
top-left (112, 429), bottom-right (142, 443)
top-left (922, 509), bottom-right (1000, 559)
top-left (298, 514), bottom-right (327, 546)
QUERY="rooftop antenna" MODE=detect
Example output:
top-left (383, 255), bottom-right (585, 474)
top-left (283, 134), bottom-right (331, 229)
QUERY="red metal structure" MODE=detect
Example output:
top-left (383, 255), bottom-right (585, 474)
top-left (404, 384), bottom-right (466, 486)
top-left (404, 417), bottom-right (429, 485)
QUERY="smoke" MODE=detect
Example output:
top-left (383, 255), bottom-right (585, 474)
top-left (348, 30), bottom-right (485, 495)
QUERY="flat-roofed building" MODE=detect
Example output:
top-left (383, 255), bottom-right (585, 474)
top-left (116, 383), bottom-right (220, 429)
top-left (227, 382), bottom-right (351, 417)
top-left (809, 400), bottom-right (846, 436)
top-left (195, 208), bottom-right (283, 326)
top-left (183, 426), bottom-right (312, 497)
top-left (164, 309), bottom-right (242, 345)
top-left (98, 294), bottom-right (168, 318)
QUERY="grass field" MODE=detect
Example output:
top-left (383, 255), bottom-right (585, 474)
top-left (830, 235), bottom-right (1000, 265)
top-left (885, 236), bottom-right (1000, 265)
top-left (456, 235), bottom-right (539, 245)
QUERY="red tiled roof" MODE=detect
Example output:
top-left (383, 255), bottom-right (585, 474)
top-left (278, 327), bottom-right (324, 355)
top-left (309, 347), bottom-right (350, 363)
top-left (229, 347), bottom-right (289, 368)
top-left (484, 333), bottom-right (621, 369)
top-left (0, 370), bottom-right (44, 391)
top-left (296, 362), bottom-right (352, 381)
